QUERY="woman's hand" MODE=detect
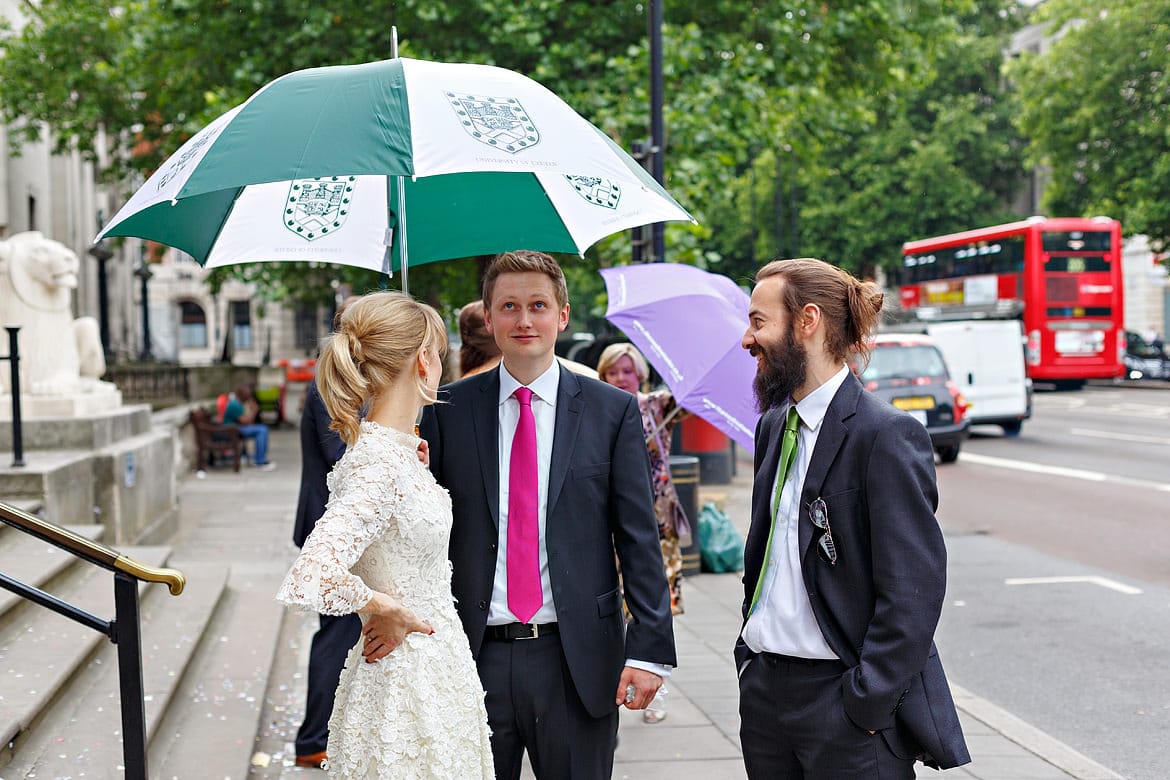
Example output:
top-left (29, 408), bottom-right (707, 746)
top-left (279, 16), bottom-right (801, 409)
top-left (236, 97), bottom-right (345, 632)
top-left (360, 592), bottom-right (434, 663)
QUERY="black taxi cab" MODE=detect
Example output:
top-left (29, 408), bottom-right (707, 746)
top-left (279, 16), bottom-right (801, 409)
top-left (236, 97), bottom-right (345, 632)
top-left (855, 333), bottom-right (970, 463)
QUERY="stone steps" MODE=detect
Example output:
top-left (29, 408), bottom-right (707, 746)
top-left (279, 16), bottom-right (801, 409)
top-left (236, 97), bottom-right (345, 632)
top-left (0, 522), bottom-right (105, 631)
top-left (0, 542), bottom-right (172, 764)
top-left (0, 423), bottom-right (302, 778)
top-left (0, 560), bottom-right (231, 778)
top-left (149, 571), bottom-right (289, 778)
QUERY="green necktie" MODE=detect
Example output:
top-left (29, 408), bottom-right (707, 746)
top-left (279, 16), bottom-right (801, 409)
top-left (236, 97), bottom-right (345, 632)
top-left (749, 406), bottom-right (800, 615)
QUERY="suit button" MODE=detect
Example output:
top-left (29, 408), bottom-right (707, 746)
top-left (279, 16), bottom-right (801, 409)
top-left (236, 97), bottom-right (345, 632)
top-left (478, 600), bottom-right (487, 610)
top-left (489, 543), bottom-right (497, 551)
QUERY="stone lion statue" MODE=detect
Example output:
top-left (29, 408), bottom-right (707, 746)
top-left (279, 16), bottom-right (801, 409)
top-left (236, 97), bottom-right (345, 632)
top-left (0, 231), bottom-right (109, 396)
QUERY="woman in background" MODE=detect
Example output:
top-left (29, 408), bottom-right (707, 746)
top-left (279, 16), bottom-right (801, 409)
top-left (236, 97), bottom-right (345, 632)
top-left (457, 299), bottom-right (502, 378)
top-left (596, 342), bottom-right (689, 724)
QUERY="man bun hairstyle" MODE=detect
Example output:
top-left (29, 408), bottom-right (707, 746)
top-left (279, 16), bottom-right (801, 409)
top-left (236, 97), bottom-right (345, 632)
top-left (756, 258), bottom-right (884, 363)
top-left (315, 291), bottom-right (448, 445)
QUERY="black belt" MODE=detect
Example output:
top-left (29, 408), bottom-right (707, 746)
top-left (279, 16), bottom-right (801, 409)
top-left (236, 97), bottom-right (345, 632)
top-left (759, 651), bottom-right (843, 669)
top-left (487, 622), bottom-right (559, 641)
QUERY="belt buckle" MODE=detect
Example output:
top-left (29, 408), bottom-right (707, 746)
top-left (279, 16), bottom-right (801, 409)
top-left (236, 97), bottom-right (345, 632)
top-left (514, 623), bottom-right (539, 640)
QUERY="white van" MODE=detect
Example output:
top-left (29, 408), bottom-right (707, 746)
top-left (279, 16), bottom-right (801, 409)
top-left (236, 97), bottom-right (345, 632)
top-left (923, 320), bottom-right (1032, 436)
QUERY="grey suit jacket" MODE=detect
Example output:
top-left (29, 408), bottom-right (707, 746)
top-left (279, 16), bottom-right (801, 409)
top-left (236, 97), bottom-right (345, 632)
top-left (420, 364), bottom-right (677, 717)
top-left (735, 372), bottom-right (970, 769)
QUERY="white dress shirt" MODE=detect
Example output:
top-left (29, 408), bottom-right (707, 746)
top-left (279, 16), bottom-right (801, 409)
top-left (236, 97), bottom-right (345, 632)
top-left (489, 361), bottom-right (560, 626)
top-left (741, 365), bottom-right (850, 659)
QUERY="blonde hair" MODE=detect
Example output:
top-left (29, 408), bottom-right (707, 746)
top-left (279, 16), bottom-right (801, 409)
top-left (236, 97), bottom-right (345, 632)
top-left (756, 258), bottom-right (885, 363)
top-left (315, 291), bottom-right (448, 445)
top-left (596, 342), bottom-right (649, 387)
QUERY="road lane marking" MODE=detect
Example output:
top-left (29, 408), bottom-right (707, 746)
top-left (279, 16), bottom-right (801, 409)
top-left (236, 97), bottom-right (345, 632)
top-left (959, 452), bottom-right (1106, 481)
top-left (959, 452), bottom-right (1170, 492)
top-left (1004, 575), bottom-right (1143, 595)
top-left (1069, 427), bottom-right (1169, 446)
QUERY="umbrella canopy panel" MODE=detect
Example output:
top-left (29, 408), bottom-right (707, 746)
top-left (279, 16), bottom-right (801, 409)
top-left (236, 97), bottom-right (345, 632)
top-left (601, 264), bottom-right (760, 452)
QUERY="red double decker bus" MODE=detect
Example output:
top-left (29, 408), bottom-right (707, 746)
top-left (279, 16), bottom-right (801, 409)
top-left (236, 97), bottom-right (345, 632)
top-left (899, 216), bottom-right (1125, 388)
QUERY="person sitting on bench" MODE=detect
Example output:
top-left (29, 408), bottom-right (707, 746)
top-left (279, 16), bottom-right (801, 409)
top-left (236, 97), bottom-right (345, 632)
top-left (222, 383), bottom-right (276, 470)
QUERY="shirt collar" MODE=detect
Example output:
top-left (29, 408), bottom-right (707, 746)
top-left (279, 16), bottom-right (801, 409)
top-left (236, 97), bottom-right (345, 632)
top-left (789, 365), bottom-right (849, 431)
top-left (498, 360), bottom-right (560, 406)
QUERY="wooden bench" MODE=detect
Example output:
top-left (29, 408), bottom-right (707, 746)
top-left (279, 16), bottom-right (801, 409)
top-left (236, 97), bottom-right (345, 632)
top-left (189, 408), bottom-right (245, 472)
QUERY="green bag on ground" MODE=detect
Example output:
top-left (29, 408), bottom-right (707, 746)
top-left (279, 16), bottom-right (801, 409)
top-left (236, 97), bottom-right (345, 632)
top-left (697, 502), bottom-right (745, 573)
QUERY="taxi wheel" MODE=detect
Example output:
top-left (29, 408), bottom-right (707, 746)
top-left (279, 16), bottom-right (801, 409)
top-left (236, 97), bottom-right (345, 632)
top-left (936, 445), bottom-right (960, 464)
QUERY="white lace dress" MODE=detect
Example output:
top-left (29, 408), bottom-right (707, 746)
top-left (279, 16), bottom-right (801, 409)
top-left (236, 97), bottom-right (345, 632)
top-left (277, 421), bottom-right (493, 779)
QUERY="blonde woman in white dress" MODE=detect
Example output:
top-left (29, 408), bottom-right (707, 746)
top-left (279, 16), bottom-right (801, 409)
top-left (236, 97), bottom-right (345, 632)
top-left (277, 291), bottom-right (493, 779)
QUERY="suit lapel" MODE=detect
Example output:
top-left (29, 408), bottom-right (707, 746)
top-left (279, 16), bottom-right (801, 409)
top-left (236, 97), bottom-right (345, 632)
top-left (799, 374), bottom-right (861, 566)
top-left (547, 365), bottom-right (581, 515)
top-left (474, 370), bottom-right (502, 529)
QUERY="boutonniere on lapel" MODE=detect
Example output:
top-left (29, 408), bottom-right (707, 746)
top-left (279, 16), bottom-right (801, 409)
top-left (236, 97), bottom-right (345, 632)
top-left (808, 497), bottom-right (837, 566)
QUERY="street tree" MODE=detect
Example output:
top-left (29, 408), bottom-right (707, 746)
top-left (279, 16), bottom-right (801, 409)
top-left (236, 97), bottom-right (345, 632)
top-left (1010, 0), bottom-right (1170, 249)
top-left (708, 1), bottom-right (1027, 282)
top-left (2, 0), bottom-right (954, 313)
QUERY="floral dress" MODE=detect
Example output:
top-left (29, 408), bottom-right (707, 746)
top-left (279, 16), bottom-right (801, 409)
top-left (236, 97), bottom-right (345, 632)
top-left (277, 421), bottom-right (493, 779)
top-left (639, 390), bottom-right (688, 615)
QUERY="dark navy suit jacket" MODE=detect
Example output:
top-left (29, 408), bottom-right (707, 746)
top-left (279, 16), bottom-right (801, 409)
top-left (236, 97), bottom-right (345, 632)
top-left (735, 372), bottom-right (970, 769)
top-left (420, 364), bottom-right (677, 718)
top-left (293, 382), bottom-right (346, 548)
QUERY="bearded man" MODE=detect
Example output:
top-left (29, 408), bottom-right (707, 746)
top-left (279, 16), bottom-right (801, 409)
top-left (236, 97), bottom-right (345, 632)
top-left (735, 257), bottom-right (970, 778)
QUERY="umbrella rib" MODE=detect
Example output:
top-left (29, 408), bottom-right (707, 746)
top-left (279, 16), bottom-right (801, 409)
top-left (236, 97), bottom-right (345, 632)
top-left (200, 187), bottom-right (246, 263)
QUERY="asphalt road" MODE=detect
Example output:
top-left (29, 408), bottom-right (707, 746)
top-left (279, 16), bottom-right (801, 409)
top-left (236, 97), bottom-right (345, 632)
top-left (933, 381), bottom-right (1170, 780)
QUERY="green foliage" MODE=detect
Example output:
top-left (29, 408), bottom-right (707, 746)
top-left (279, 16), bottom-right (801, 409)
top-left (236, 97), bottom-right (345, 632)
top-left (711, 0), bottom-right (1028, 280)
top-left (1010, 0), bottom-right (1170, 249)
top-left (2, 0), bottom-right (964, 311)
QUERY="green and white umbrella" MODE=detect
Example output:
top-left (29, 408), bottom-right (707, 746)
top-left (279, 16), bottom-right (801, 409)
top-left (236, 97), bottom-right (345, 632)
top-left (97, 57), bottom-right (694, 286)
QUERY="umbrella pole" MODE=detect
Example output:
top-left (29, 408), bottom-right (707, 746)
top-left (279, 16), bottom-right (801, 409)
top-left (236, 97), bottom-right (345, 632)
top-left (397, 176), bottom-right (409, 293)
top-left (646, 404), bottom-right (682, 448)
top-left (387, 26), bottom-right (410, 294)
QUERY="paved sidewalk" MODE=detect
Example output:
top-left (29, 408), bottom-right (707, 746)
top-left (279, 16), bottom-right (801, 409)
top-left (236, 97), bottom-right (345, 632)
top-left (176, 418), bottom-right (1124, 779)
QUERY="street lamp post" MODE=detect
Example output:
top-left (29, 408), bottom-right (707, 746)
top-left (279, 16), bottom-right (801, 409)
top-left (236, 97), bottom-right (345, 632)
top-left (134, 245), bottom-right (153, 361)
top-left (87, 218), bottom-right (114, 362)
top-left (648, 0), bottom-right (665, 263)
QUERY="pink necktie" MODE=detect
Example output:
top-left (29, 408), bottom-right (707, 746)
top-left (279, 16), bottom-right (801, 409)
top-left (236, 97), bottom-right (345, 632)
top-left (507, 387), bottom-right (542, 623)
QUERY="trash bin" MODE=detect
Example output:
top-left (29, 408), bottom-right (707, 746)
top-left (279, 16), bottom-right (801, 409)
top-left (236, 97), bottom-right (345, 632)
top-left (670, 454), bottom-right (702, 577)
top-left (680, 415), bottom-right (732, 484)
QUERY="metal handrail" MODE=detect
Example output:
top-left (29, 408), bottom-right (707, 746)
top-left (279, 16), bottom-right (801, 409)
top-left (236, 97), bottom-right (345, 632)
top-left (0, 501), bottom-right (186, 779)
top-left (0, 502), bottom-right (186, 594)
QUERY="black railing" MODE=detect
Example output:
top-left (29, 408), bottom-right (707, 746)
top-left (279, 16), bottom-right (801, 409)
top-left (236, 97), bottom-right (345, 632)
top-left (0, 502), bottom-right (186, 779)
top-left (2, 326), bottom-right (24, 466)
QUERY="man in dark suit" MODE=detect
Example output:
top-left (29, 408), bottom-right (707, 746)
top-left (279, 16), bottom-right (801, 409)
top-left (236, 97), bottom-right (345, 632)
top-left (290, 380), bottom-right (358, 767)
top-left (290, 300), bottom-right (361, 770)
top-left (736, 258), bottom-right (970, 778)
top-left (415, 250), bottom-right (676, 779)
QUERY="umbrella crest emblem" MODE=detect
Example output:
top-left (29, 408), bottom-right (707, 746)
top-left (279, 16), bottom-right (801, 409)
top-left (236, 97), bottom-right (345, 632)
top-left (284, 177), bottom-right (355, 241)
top-left (565, 176), bottom-right (621, 209)
top-left (447, 92), bottom-right (540, 153)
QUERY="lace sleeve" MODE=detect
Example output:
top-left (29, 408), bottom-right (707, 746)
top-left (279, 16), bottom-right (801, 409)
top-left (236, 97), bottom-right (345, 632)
top-left (276, 442), bottom-right (411, 615)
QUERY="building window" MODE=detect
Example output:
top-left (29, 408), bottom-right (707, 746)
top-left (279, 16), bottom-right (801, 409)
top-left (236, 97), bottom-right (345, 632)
top-left (179, 301), bottom-right (208, 348)
top-left (231, 300), bottom-right (253, 349)
top-left (294, 303), bottom-right (320, 348)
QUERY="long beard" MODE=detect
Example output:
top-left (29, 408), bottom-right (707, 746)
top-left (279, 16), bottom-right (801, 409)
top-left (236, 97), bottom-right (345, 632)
top-left (752, 328), bottom-right (807, 412)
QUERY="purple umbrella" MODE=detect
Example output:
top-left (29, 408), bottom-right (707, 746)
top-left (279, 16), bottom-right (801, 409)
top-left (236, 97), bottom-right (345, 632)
top-left (600, 263), bottom-right (760, 452)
